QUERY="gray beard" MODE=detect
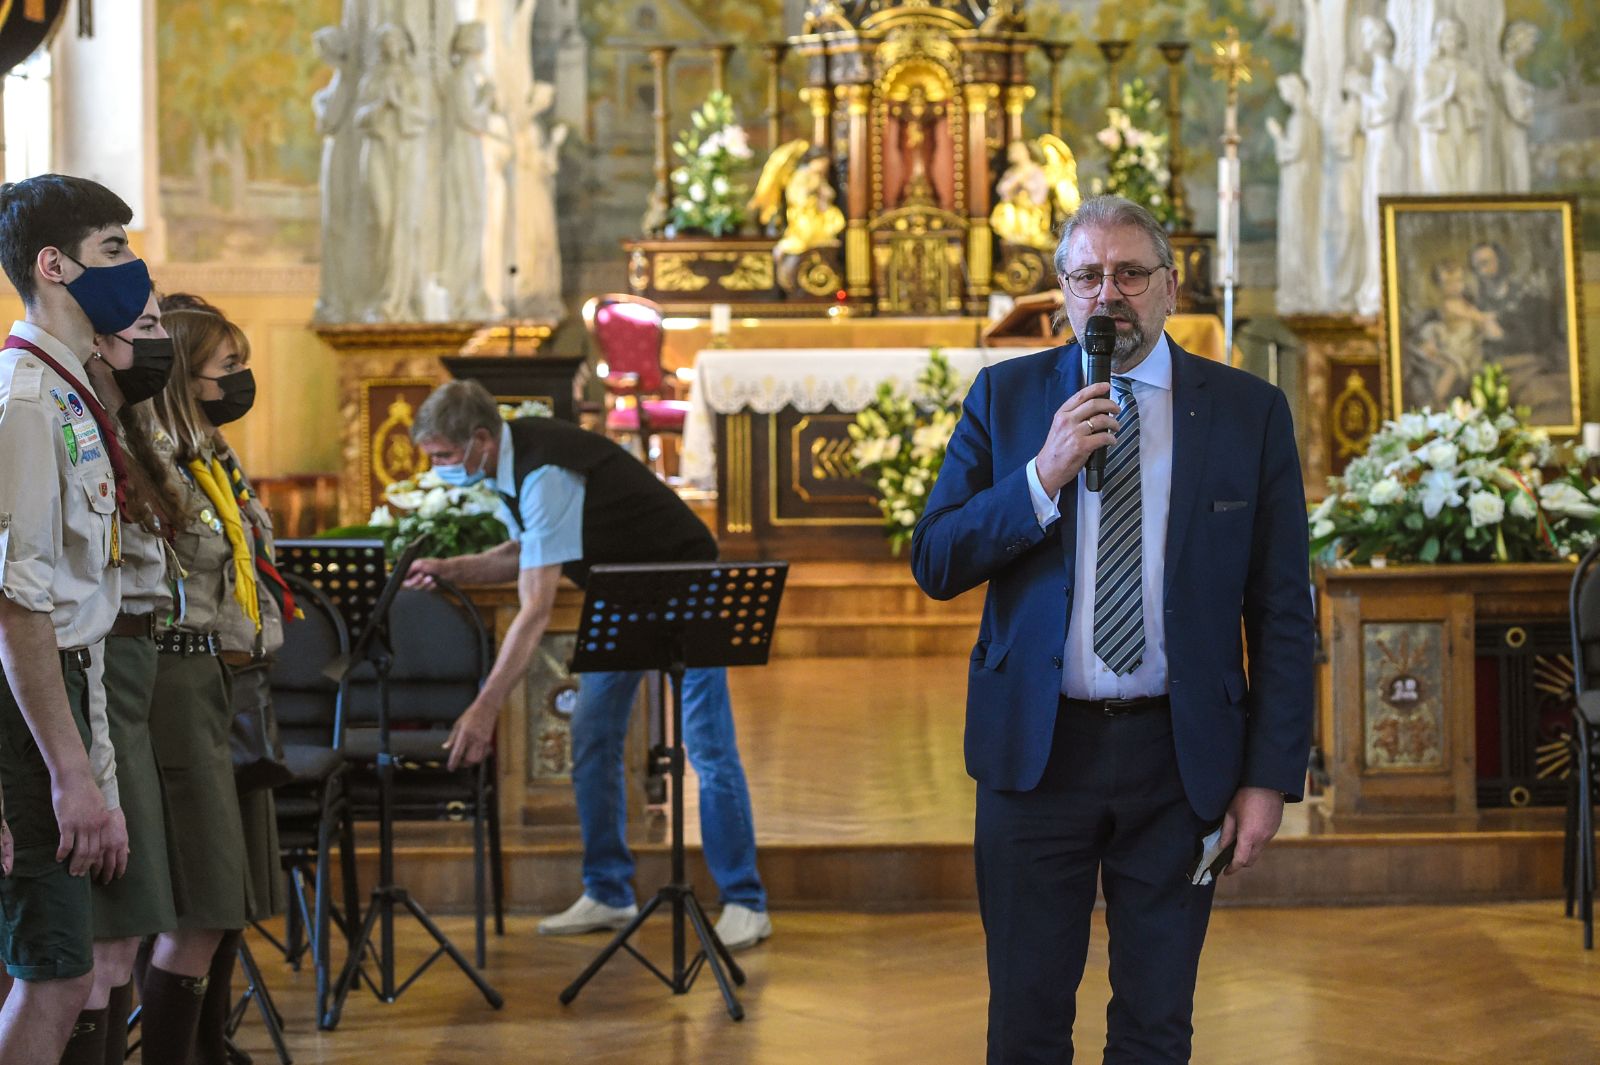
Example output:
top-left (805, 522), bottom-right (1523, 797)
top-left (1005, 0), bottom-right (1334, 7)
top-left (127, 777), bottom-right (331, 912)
top-left (1112, 323), bottom-right (1146, 366)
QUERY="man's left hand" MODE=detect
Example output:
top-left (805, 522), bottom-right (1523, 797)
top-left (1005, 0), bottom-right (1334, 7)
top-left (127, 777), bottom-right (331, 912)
top-left (1218, 786), bottom-right (1284, 875)
top-left (443, 702), bottom-right (496, 772)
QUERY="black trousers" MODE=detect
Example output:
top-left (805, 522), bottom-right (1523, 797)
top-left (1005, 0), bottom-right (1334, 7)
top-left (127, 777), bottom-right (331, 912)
top-left (975, 700), bottom-right (1217, 1065)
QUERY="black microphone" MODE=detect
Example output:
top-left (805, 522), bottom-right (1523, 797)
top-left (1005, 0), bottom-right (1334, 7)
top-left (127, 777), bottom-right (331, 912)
top-left (1082, 314), bottom-right (1116, 492)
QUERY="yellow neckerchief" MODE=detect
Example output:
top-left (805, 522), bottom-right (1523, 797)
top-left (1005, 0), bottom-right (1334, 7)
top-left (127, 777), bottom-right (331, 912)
top-left (188, 455), bottom-right (260, 632)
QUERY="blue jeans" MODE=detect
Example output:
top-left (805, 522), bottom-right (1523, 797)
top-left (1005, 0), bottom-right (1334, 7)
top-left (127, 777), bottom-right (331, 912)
top-left (572, 667), bottom-right (766, 912)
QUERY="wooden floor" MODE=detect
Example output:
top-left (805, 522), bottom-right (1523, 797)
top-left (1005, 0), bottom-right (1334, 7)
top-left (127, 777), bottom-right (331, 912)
top-left (236, 902), bottom-right (1598, 1064)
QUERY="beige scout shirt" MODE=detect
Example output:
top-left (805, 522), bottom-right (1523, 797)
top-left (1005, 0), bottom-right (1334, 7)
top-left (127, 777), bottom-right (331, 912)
top-left (0, 322), bottom-right (124, 805)
top-left (159, 445), bottom-right (239, 637)
top-left (118, 520), bottom-right (175, 620)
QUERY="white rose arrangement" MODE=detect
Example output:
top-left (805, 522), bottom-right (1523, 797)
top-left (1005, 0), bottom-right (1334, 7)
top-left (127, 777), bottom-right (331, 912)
top-left (847, 350), bottom-right (966, 555)
top-left (668, 91), bottom-right (750, 237)
top-left (1311, 365), bottom-right (1600, 564)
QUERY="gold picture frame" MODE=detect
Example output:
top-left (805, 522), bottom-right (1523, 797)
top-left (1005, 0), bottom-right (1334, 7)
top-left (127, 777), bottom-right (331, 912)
top-left (1380, 195), bottom-right (1585, 435)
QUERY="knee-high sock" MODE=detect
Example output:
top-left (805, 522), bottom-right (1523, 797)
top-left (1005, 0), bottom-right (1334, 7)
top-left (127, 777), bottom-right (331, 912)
top-left (103, 982), bottom-right (132, 1065)
top-left (192, 931), bottom-right (242, 1065)
top-left (137, 966), bottom-right (207, 1065)
top-left (58, 1007), bottom-right (108, 1065)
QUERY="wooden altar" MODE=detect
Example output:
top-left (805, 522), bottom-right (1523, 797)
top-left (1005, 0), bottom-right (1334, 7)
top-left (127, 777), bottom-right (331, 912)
top-left (1317, 563), bottom-right (1576, 832)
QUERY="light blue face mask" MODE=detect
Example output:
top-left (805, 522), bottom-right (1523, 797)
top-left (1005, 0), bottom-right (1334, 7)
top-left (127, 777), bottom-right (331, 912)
top-left (433, 439), bottom-right (487, 486)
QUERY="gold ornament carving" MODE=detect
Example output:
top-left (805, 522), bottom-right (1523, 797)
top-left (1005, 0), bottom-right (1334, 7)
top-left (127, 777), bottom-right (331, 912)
top-left (1332, 371), bottom-right (1380, 458)
top-left (798, 252), bottom-right (843, 296)
top-left (719, 253), bottom-right (777, 292)
top-left (809, 436), bottom-right (857, 480)
top-left (371, 395), bottom-right (429, 489)
top-left (653, 253), bottom-right (713, 292)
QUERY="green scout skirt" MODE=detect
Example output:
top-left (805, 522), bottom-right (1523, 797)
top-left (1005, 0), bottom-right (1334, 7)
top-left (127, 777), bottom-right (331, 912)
top-left (149, 652), bottom-right (248, 931)
top-left (226, 662), bottom-right (285, 921)
top-left (91, 635), bottom-right (179, 939)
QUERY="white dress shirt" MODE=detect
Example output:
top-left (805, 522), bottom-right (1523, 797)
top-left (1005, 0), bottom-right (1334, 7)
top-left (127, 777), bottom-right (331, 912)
top-left (492, 422), bottom-right (587, 570)
top-left (1026, 333), bottom-right (1173, 699)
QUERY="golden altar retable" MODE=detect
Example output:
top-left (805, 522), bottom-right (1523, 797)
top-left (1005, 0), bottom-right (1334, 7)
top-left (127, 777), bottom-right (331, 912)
top-left (628, 2), bottom-right (1062, 318)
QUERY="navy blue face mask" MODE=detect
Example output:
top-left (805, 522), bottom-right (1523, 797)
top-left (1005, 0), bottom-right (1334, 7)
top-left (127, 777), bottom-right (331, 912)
top-left (61, 251), bottom-right (152, 335)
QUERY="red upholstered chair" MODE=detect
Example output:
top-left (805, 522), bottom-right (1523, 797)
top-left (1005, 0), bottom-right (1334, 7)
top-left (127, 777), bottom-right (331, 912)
top-left (583, 293), bottom-right (690, 477)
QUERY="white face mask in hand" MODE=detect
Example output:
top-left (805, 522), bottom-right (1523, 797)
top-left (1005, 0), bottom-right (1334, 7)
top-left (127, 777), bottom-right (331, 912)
top-left (1188, 826), bottom-right (1235, 886)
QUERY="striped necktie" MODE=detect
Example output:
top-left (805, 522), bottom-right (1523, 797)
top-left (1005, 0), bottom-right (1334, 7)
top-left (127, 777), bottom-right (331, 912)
top-left (1094, 375), bottom-right (1145, 676)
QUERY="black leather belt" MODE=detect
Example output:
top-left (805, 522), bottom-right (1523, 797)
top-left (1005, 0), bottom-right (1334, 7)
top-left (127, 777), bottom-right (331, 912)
top-left (59, 648), bottom-right (91, 672)
top-left (154, 631), bottom-right (220, 657)
top-left (1063, 694), bottom-right (1170, 717)
top-left (108, 612), bottom-right (157, 639)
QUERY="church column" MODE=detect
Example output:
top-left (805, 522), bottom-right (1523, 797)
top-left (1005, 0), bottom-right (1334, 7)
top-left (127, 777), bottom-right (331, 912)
top-left (648, 45), bottom-right (676, 233)
top-left (1002, 85), bottom-right (1033, 147)
top-left (965, 83), bottom-right (998, 305)
top-left (841, 82), bottom-right (872, 298)
top-left (762, 42), bottom-right (789, 150)
top-left (800, 84), bottom-right (832, 156)
top-left (52, 0), bottom-right (164, 259)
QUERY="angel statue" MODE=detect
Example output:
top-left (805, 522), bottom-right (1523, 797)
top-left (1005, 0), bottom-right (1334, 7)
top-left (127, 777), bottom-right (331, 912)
top-left (749, 141), bottom-right (846, 257)
top-left (990, 136), bottom-right (1080, 251)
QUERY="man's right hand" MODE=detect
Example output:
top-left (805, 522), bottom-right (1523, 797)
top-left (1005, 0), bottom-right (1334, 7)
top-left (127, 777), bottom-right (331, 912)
top-left (403, 556), bottom-right (453, 590)
top-left (1034, 382), bottom-right (1121, 498)
top-left (51, 770), bottom-right (108, 877)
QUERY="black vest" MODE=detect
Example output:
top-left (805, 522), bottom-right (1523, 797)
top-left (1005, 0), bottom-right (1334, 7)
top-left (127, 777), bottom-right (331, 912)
top-left (505, 417), bottom-right (717, 586)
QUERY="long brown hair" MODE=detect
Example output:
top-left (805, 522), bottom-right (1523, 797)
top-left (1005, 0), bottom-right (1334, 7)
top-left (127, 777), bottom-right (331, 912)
top-left (115, 402), bottom-right (191, 537)
top-left (151, 293), bottom-right (251, 465)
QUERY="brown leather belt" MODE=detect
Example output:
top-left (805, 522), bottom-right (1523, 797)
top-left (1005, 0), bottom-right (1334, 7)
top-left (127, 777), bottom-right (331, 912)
top-left (59, 648), bottom-right (91, 672)
top-left (1063, 694), bottom-right (1171, 717)
top-left (108, 612), bottom-right (156, 639)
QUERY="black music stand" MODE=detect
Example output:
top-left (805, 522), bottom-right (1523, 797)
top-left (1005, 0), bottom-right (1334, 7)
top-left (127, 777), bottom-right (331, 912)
top-left (559, 560), bottom-right (788, 1021)
top-left (322, 537), bottom-right (504, 1028)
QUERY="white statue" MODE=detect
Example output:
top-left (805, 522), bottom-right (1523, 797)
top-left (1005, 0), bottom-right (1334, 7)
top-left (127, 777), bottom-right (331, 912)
top-left (439, 20), bottom-right (497, 321)
top-left (1498, 21), bottom-right (1538, 193)
top-left (1414, 15), bottom-right (1487, 193)
top-left (354, 23), bottom-right (428, 322)
top-left (1268, 74), bottom-right (1321, 315)
top-left (1349, 16), bottom-right (1408, 316)
top-left (513, 83), bottom-right (569, 322)
top-left (1321, 90), bottom-right (1364, 311)
top-left (313, 25), bottom-right (362, 322)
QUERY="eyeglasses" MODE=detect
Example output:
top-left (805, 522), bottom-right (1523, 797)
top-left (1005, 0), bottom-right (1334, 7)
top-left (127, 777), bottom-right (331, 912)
top-left (1063, 264), bottom-right (1167, 300)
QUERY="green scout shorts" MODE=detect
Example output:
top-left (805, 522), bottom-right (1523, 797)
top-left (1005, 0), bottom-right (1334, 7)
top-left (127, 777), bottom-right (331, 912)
top-left (0, 653), bottom-right (94, 981)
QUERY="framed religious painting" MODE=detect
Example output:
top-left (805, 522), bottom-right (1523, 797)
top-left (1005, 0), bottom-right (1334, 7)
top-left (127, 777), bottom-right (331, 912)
top-left (1380, 195), bottom-right (1585, 435)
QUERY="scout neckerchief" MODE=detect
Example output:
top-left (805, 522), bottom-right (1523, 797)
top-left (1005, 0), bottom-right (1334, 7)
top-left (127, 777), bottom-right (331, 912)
top-left (188, 453), bottom-right (260, 632)
top-left (4, 334), bottom-right (128, 564)
top-left (221, 453), bottom-right (300, 623)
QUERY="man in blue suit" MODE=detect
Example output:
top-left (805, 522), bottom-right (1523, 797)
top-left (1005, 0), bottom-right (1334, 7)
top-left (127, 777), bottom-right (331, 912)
top-left (912, 196), bottom-right (1313, 1064)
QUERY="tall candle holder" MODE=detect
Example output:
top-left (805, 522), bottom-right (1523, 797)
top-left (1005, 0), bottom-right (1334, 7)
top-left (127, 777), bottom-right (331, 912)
top-left (708, 43), bottom-right (735, 96)
top-left (1156, 41), bottom-right (1192, 230)
top-left (762, 42), bottom-right (789, 150)
top-left (646, 45), bottom-right (677, 236)
top-left (1096, 39), bottom-right (1132, 112)
top-left (1042, 41), bottom-right (1072, 138)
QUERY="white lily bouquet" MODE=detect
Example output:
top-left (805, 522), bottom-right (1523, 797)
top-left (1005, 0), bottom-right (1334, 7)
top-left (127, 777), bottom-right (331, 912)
top-left (367, 470), bottom-right (508, 563)
top-left (1310, 366), bottom-right (1600, 565)
top-left (363, 402), bottom-right (549, 561)
top-left (848, 349), bottom-right (965, 555)
top-left (669, 90), bottom-right (751, 237)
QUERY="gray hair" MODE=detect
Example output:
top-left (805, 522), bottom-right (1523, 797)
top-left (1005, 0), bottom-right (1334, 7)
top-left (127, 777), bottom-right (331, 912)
top-left (412, 379), bottom-right (502, 445)
top-left (1052, 195), bottom-right (1175, 277)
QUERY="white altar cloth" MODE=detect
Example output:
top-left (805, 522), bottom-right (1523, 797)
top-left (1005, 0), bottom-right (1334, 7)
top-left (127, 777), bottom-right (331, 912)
top-left (681, 346), bottom-right (1040, 486)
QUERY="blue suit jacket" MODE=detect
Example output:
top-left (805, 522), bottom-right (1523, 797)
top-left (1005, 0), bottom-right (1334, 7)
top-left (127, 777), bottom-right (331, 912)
top-left (910, 339), bottom-right (1314, 821)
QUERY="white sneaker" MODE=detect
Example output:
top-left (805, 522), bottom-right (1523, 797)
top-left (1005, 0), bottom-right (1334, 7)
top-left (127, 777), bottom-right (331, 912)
top-left (713, 904), bottom-right (772, 951)
top-left (537, 895), bottom-right (638, 936)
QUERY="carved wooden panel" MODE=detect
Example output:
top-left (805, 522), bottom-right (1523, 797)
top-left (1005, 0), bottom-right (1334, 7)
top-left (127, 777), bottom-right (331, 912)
top-left (1362, 621), bottom-right (1446, 771)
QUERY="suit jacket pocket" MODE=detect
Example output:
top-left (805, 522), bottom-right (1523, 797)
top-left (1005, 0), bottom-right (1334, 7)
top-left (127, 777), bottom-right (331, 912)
top-left (1223, 669), bottom-right (1248, 705)
top-left (982, 641), bottom-right (1011, 672)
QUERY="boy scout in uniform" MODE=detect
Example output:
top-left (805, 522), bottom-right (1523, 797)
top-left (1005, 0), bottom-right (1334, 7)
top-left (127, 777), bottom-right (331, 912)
top-left (0, 174), bottom-right (150, 1064)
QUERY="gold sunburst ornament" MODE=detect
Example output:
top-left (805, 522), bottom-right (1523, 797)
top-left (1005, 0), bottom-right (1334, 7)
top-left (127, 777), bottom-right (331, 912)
top-left (1202, 26), bottom-right (1254, 89)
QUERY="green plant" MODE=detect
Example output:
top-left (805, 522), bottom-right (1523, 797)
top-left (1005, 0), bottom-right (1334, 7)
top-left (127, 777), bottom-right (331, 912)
top-left (847, 350), bottom-right (966, 555)
top-left (1310, 365), bottom-right (1600, 565)
top-left (1091, 78), bottom-right (1178, 229)
top-left (669, 91), bottom-right (751, 237)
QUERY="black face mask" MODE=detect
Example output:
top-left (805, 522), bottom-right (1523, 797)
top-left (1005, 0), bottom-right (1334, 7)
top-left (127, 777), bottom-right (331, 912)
top-left (110, 336), bottom-right (175, 406)
top-left (199, 368), bottom-right (256, 426)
